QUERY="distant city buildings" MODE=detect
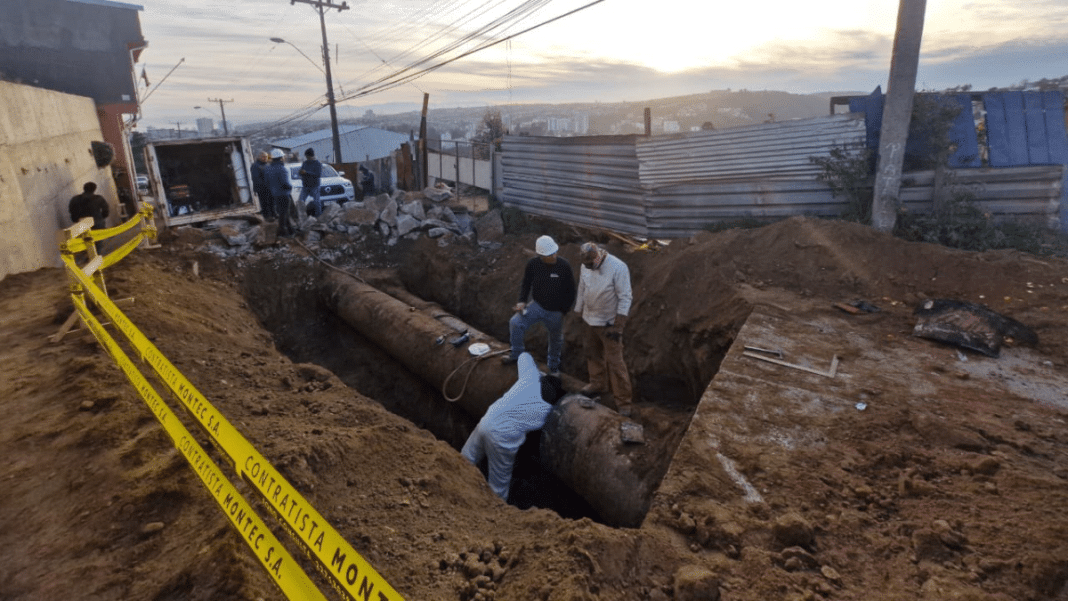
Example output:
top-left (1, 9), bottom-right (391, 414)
top-left (546, 112), bottom-right (589, 135)
top-left (135, 90), bottom-right (821, 148)
top-left (196, 117), bottom-right (214, 137)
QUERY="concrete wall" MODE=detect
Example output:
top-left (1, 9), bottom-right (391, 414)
top-left (0, 80), bottom-right (116, 281)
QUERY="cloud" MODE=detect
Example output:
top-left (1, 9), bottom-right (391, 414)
top-left (916, 37), bottom-right (1068, 90)
top-left (132, 0), bottom-right (1068, 129)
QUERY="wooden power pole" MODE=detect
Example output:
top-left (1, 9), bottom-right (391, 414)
top-left (207, 97), bottom-right (233, 135)
top-left (291, 0), bottom-right (349, 163)
top-left (871, 0), bottom-right (928, 232)
top-left (419, 93), bottom-right (430, 189)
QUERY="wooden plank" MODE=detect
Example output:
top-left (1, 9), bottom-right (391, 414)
top-left (742, 351), bottom-right (839, 379)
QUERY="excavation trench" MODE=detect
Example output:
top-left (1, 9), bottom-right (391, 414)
top-left (240, 257), bottom-right (729, 527)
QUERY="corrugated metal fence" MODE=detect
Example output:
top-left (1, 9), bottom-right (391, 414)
top-left (637, 114), bottom-right (866, 237)
top-left (501, 104), bottom-right (1067, 238)
top-left (501, 115), bottom-right (866, 237)
top-left (501, 134), bottom-right (647, 235)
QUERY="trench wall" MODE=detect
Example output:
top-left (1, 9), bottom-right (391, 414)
top-left (0, 80), bottom-right (117, 280)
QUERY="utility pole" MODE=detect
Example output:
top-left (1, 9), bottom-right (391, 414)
top-left (871, 0), bottom-right (928, 232)
top-left (207, 97), bottom-right (233, 135)
top-left (419, 92), bottom-right (429, 188)
top-left (291, 0), bottom-right (349, 164)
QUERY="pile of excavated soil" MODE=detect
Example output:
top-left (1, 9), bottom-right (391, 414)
top-left (2, 216), bottom-right (1067, 601)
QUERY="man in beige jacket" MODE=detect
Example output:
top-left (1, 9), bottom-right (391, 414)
top-left (574, 242), bottom-right (634, 416)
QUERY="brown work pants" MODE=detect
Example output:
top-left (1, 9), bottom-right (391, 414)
top-left (583, 323), bottom-right (633, 412)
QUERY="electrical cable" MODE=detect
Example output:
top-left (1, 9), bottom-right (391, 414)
top-left (338, 0), bottom-right (605, 102)
top-left (343, 0), bottom-right (557, 96)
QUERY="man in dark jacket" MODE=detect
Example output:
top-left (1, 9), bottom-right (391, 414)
top-left (265, 149), bottom-right (295, 237)
top-left (251, 151), bottom-right (274, 220)
top-left (68, 182), bottom-right (110, 230)
top-left (298, 148), bottom-right (323, 217)
top-left (503, 235), bottom-right (576, 375)
top-left (359, 165), bottom-right (375, 198)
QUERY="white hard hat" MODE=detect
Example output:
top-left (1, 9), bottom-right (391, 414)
top-left (535, 235), bottom-right (559, 256)
top-left (270, 148), bottom-right (284, 159)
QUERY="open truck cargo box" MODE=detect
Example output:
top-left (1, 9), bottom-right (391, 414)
top-left (145, 137), bottom-right (259, 227)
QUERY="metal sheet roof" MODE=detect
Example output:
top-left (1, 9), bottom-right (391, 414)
top-left (271, 126), bottom-right (413, 163)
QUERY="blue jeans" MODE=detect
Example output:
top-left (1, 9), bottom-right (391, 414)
top-left (508, 301), bottom-right (563, 372)
top-left (298, 184), bottom-right (322, 216)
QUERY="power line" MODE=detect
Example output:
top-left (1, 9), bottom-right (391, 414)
top-left (342, 0), bottom-right (556, 96)
top-left (337, 0), bottom-right (606, 103)
top-left (343, 0), bottom-right (509, 89)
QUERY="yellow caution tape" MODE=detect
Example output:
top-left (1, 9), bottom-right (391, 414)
top-left (71, 294), bottom-right (327, 601)
top-left (61, 205), bottom-right (157, 255)
top-left (62, 256), bottom-right (405, 601)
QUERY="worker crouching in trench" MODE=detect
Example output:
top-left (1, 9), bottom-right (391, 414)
top-left (461, 352), bottom-right (565, 501)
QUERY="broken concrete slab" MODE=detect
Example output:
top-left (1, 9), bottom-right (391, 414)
top-left (396, 213), bottom-right (420, 237)
top-left (474, 209), bottom-right (504, 242)
top-left (400, 200), bottom-right (426, 221)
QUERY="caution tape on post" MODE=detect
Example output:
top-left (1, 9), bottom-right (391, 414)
top-left (70, 294), bottom-right (328, 601)
top-left (62, 255), bottom-right (405, 601)
top-left (61, 204), bottom-right (157, 256)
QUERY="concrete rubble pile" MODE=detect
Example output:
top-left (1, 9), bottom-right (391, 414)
top-left (165, 185), bottom-right (507, 257)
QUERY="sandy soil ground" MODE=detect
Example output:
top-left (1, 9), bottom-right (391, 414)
top-left (1, 214), bottom-right (1067, 601)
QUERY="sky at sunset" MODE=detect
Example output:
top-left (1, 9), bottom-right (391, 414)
top-left (129, 0), bottom-right (1068, 129)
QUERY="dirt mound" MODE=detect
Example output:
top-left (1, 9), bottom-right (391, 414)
top-left (2, 216), bottom-right (1067, 600)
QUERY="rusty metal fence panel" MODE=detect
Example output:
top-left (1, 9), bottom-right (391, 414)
top-left (501, 134), bottom-right (648, 236)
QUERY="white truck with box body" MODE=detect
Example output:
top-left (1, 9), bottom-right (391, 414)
top-left (144, 136), bottom-right (259, 227)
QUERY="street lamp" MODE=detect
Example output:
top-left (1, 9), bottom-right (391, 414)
top-left (269, 37), bottom-right (324, 74)
top-left (194, 100), bottom-right (231, 135)
top-left (269, 28), bottom-right (342, 163)
top-left (193, 105), bottom-right (216, 136)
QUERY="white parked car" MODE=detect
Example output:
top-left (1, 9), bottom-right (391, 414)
top-left (286, 163), bottom-right (356, 205)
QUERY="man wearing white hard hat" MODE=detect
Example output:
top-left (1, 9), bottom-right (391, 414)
top-left (265, 148), bottom-right (295, 237)
top-left (503, 235), bottom-right (576, 376)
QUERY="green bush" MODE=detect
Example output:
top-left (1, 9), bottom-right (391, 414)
top-left (895, 193), bottom-right (1068, 257)
top-left (810, 146), bottom-right (874, 224)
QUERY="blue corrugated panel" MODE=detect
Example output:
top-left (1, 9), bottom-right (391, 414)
top-left (948, 94), bottom-right (981, 168)
top-left (1041, 91), bottom-right (1068, 232)
top-left (1003, 92), bottom-right (1030, 166)
top-left (1024, 91), bottom-right (1050, 164)
top-left (849, 86), bottom-right (883, 152)
top-left (852, 90), bottom-right (979, 168)
top-left (984, 93), bottom-right (1011, 167)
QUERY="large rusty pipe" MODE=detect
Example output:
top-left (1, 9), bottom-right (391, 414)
top-left (322, 271), bottom-right (660, 527)
top-left (540, 396), bottom-right (661, 528)
top-left (321, 270), bottom-right (583, 418)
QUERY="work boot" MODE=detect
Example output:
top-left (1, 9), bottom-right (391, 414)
top-left (580, 383), bottom-right (605, 396)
